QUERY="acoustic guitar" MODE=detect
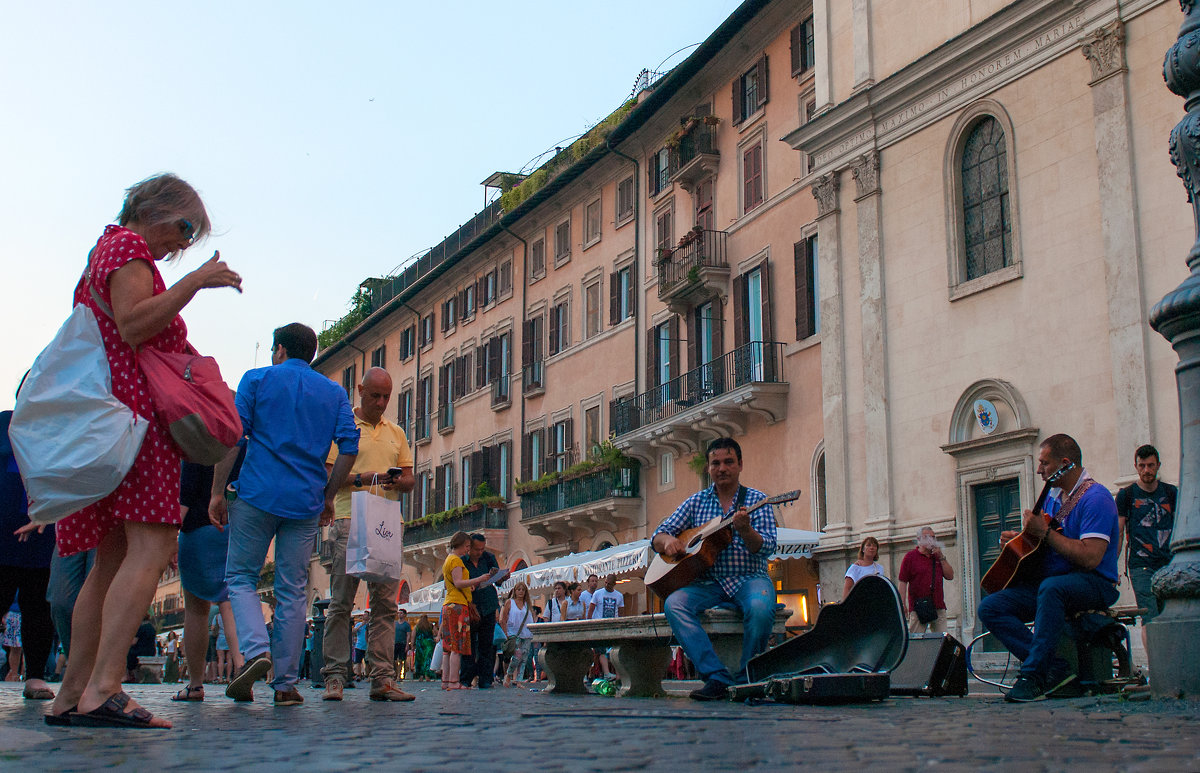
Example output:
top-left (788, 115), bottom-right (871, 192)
top-left (979, 463), bottom-right (1074, 594)
top-left (644, 489), bottom-right (800, 600)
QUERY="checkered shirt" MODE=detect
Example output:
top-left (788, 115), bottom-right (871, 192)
top-left (653, 484), bottom-right (777, 596)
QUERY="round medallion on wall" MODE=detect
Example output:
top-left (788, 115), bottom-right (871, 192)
top-left (973, 399), bottom-right (999, 435)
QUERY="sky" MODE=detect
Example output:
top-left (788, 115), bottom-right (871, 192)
top-left (0, 0), bottom-right (742, 410)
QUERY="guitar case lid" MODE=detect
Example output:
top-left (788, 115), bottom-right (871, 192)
top-left (747, 575), bottom-right (908, 683)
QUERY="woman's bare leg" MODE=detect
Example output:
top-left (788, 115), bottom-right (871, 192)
top-left (182, 590), bottom-right (210, 690)
top-left (217, 601), bottom-right (243, 672)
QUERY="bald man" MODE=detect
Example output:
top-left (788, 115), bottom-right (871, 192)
top-left (321, 367), bottom-right (416, 702)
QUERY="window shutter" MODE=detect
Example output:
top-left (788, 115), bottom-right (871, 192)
top-left (462, 351), bottom-right (473, 392)
top-left (413, 477), bottom-right (424, 520)
top-left (756, 55), bottom-right (769, 109)
top-left (669, 316), bottom-right (680, 380)
top-left (415, 379), bottom-right (426, 427)
top-left (434, 465), bottom-right (445, 511)
top-left (487, 444), bottom-right (502, 494)
top-left (522, 319), bottom-right (534, 367)
top-left (487, 336), bottom-right (501, 383)
top-left (627, 272), bottom-right (637, 319)
top-left (646, 326), bottom-right (657, 389)
top-left (532, 316), bottom-right (543, 361)
top-left (549, 306), bottom-right (560, 355)
top-left (790, 25), bottom-right (801, 76)
top-left (521, 433), bottom-right (532, 481)
top-left (438, 364), bottom-right (448, 409)
top-left (609, 272), bottom-right (619, 326)
top-left (476, 343), bottom-right (486, 385)
top-left (733, 273), bottom-right (748, 349)
top-left (713, 302), bottom-right (724, 359)
top-left (688, 311), bottom-right (699, 370)
top-left (794, 240), bottom-right (814, 339)
top-left (760, 260), bottom-right (773, 344)
top-left (732, 77), bottom-right (744, 126)
top-left (564, 419), bottom-right (575, 465)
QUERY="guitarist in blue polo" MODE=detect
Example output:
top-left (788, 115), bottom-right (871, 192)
top-left (979, 433), bottom-right (1121, 702)
top-left (651, 437), bottom-right (777, 701)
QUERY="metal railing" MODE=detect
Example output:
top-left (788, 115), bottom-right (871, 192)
top-left (520, 466), bottom-right (640, 521)
top-left (404, 506), bottom-right (507, 547)
top-left (522, 361), bottom-right (545, 394)
top-left (657, 229), bottom-right (728, 296)
top-left (670, 122), bottom-right (718, 174)
top-left (610, 341), bottom-right (785, 436)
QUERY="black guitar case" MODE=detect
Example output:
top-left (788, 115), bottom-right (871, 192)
top-left (730, 575), bottom-right (908, 704)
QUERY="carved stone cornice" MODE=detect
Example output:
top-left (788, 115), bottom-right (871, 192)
top-left (1081, 21), bottom-right (1126, 85)
top-left (850, 152), bottom-right (880, 200)
top-left (812, 172), bottom-right (841, 218)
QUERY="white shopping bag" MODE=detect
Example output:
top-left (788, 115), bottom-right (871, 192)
top-left (345, 489), bottom-right (405, 583)
top-left (9, 304), bottom-right (148, 524)
top-left (429, 639), bottom-right (444, 673)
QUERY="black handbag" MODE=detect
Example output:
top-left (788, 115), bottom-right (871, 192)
top-left (913, 552), bottom-right (939, 624)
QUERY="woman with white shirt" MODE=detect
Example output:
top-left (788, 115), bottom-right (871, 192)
top-left (843, 537), bottom-right (885, 599)
top-left (500, 583), bottom-right (534, 687)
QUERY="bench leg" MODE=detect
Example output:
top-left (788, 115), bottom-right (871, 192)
top-left (539, 644), bottom-right (593, 695)
top-left (610, 641), bottom-right (670, 698)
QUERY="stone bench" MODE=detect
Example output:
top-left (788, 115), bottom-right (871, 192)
top-left (135, 655), bottom-right (167, 684)
top-left (529, 607), bottom-right (791, 697)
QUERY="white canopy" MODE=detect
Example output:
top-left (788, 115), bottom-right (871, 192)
top-left (495, 527), bottom-right (822, 594)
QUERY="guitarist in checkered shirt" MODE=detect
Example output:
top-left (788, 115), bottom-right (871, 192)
top-left (651, 438), bottom-right (777, 701)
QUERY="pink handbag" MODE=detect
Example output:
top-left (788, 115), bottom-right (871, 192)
top-left (138, 345), bottom-right (241, 465)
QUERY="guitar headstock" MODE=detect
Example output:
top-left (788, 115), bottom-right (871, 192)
top-left (764, 489), bottom-right (801, 506)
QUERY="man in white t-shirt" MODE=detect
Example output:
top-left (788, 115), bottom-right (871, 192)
top-left (586, 575), bottom-right (624, 680)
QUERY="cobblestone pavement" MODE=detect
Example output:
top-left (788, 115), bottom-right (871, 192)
top-left (0, 680), bottom-right (1197, 772)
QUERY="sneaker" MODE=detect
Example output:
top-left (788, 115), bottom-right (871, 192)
top-left (273, 688), bottom-right (304, 706)
top-left (369, 679), bottom-right (416, 702)
top-left (322, 679), bottom-right (344, 701)
top-left (226, 653), bottom-right (272, 702)
top-left (1004, 674), bottom-right (1046, 703)
top-left (1045, 663), bottom-right (1080, 698)
top-left (688, 679), bottom-right (731, 702)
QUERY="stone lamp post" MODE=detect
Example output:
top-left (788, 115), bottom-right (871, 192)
top-left (1148, 0), bottom-right (1200, 698)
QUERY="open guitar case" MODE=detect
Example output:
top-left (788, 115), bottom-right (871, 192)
top-left (729, 575), bottom-right (908, 704)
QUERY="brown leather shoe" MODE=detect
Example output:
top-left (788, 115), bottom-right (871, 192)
top-left (273, 688), bottom-right (304, 706)
top-left (369, 679), bottom-right (416, 702)
top-left (322, 679), bottom-right (344, 701)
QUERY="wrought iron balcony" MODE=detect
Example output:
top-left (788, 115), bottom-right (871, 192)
top-left (522, 361), bottom-right (545, 396)
top-left (403, 506), bottom-right (509, 575)
top-left (669, 121), bottom-right (719, 192)
top-left (518, 465), bottom-right (643, 552)
top-left (656, 229), bottom-right (729, 314)
top-left (609, 341), bottom-right (789, 463)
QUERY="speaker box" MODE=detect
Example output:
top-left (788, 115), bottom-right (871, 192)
top-left (889, 632), bottom-right (968, 697)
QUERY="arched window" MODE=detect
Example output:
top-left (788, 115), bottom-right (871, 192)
top-left (944, 101), bottom-right (1022, 300)
top-left (811, 443), bottom-right (827, 532)
top-left (961, 117), bottom-right (1011, 280)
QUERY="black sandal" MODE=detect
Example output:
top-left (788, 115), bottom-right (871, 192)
top-left (70, 691), bottom-right (167, 729)
top-left (44, 705), bottom-right (76, 727)
top-left (171, 685), bottom-right (204, 702)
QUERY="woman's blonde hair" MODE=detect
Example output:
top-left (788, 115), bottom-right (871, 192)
top-left (118, 173), bottom-right (211, 260)
top-left (508, 581), bottom-right (529, 603)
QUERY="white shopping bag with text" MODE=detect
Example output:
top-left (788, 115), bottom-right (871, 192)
top-left (345, 489), bottom-right (405, 583)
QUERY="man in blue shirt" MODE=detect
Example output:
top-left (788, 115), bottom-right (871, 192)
top-left (209, 323), bottom-right (359, 705)
top-left (652, 437), bottom-right (777, 701)
top-left (979, 434), bottom-right (1121, 703)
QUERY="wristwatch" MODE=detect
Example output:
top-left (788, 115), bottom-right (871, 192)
top-left (354, 473), bottom-right (362, 488)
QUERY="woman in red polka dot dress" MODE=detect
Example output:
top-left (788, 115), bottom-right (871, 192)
top-left (46, 174), bottom-right (242, 729)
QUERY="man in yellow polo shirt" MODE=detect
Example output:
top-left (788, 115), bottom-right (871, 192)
top-left (321, 367), bottom-right (415, 702)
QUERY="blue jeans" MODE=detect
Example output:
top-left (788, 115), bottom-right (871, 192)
top-left (225, 498), bottom-right (319, 691)
top-left (663, 576), bottom-right (777, 685)
top-left (978, 572), bottom-right (1119, 680)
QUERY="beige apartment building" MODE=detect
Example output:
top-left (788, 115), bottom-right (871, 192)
top-left (304, 0), bottom-right (1190, 643)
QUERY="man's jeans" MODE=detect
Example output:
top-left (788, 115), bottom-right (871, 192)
top-left (321, 518), bottom-right (399, 684)
top-left (663, 576), bottom-right (777, 685)
top-left (460, 610), bottom-right (497, 687)
top-left (978, 571), bottom-right (1119, 679)
top-left (47, 547), bottom-right (94, 659)
top-left (226, 498), bottom-right (319, 691)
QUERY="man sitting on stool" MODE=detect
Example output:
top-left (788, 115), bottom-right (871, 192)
top-left (979, 433), bottom-right (1121, 702)
top-left (652, 438), bottom-right (777, 701)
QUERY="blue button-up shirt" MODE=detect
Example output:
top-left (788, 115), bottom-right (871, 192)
top-left (653, 484), bottom-right (777, 596)
top-left (234, 359), bottom-right (359, 519)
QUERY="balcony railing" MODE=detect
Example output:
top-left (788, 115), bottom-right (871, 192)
top-left (438, 402), bottom-right (454, 433)
top-left (669, 123), bottom-right (718, 177)
top-left (520, 466), bottom-right (639, 521)
top-left (404, 506), bottom-right (507, 547)
top-left (610, 341), bottom-right (785, 436)
top-left (522, 361), bottom-right (545, 395)
top-left (491, 376), bottom-right (511, 408)
top-left (657, 229), bottom-right (728, 299)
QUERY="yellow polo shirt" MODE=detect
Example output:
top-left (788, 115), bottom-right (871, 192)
top-left (326, 413), bottom-right (414, 519)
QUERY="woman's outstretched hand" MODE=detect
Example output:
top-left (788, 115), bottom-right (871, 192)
top-left (189, 251), bottom-right (242, 293)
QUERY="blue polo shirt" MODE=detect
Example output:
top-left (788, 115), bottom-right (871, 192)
top-left (1043, 475), bottom-right (1120, 583)
top-left (234, 359), bottom-right (359, 519)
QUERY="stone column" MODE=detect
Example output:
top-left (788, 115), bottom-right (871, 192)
top-left (1082, 21), bottom-right (1153, 471)
top-left (813, 172), bottom-right (851, 540)
top-left (1147, 1), bottom-right (1200, 699)
top-left (850, 152), bottom-right (893, 529)
top-left (852, 0), bottom-right (875, 92)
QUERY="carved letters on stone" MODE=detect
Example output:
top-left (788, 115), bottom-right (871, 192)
top-left (1081, 21), bottom-right (1126, 85)
top-left (850, 152), bottom-right (880, 199)
top-left (812, 172), bottom-right (841, 217)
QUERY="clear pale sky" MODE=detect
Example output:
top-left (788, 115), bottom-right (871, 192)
top-left (0, 1), bottom-right (740, 410)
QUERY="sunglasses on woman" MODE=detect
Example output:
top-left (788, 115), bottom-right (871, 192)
top-left (178, 219), bottom-right (196, 245)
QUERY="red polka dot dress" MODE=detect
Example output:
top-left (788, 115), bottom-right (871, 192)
top-left (56, 225), bottom-right (188, 556)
